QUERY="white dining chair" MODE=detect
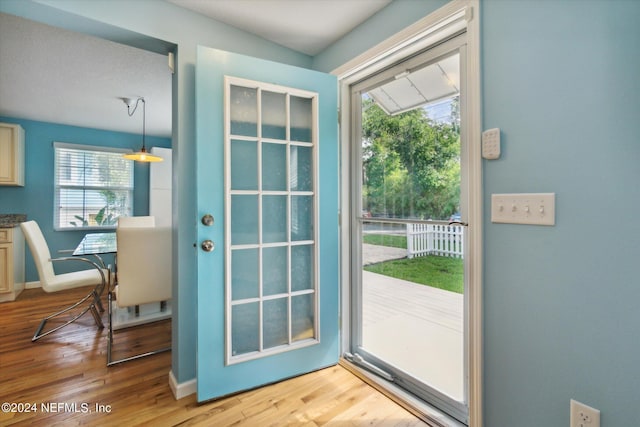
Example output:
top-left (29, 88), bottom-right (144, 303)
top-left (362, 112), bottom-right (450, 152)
top-left (116, 216), bottom-right (155, 228)
top-left (108, 223), bottom-right (172, 366)
top-left (20, 220), bottom-right (109, 341)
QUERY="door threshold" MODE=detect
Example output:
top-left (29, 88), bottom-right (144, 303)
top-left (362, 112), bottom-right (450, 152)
top-left (339, 358), bottom-right (465, 427)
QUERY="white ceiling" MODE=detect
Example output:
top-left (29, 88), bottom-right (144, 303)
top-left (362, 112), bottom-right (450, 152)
top-left (0, 12), bottom-right (172, 137)
top-left (168, 0), bottom-right (391, 56)
top-left (0, 1), bottom-right (391, 138)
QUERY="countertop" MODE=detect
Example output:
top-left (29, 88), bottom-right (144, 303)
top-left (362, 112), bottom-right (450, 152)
top-left (0, 214), bottom-right (27, 228)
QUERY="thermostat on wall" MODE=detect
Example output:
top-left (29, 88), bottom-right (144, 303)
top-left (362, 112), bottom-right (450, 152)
top-left (482, 128), bottom-right (501, 159)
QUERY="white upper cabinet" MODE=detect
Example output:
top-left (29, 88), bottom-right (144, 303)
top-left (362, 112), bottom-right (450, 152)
top-left (0, 123), bottom-right (25, 186)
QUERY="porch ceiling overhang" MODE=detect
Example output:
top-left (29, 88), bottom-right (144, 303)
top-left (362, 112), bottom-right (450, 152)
top-left (369, 54), bottom-right (460, 115)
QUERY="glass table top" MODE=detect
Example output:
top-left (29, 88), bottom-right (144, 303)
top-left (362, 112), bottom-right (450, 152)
top-left (73, 232), bottom-right (117, 256)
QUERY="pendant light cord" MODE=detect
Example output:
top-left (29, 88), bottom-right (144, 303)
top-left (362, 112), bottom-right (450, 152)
top-left (126, 97), bottom-right (146, 151)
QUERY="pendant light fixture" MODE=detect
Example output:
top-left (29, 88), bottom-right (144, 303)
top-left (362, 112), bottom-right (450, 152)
top-left (121, 97), bottom-right (163, 162)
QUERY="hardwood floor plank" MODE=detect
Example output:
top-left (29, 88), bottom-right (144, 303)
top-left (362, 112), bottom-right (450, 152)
top-left (0, 288), bottom-right (427, 426)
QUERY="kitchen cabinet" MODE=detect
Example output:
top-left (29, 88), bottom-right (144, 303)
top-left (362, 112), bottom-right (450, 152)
top-left (0, 226), bottom-right (25, 302)
top-left (0, 122), bottom-right (25, 186)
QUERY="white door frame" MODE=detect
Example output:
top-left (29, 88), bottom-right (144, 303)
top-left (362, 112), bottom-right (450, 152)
top-left (335, 1), bottom-right (482, 425)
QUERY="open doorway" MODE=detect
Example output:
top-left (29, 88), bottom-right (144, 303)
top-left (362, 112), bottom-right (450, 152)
top-left (341, 8), bottom-right (481, 419)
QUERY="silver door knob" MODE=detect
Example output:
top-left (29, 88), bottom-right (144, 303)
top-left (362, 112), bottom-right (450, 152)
top-left (201, 240), bottom-right (215, 252)
top-left (201, 214), bottom-right (214, 226)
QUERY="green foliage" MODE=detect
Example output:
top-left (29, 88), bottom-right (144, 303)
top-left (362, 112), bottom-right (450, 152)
top-left (362, 97), bottom-right (460, 220)
top-left (69, 190), bottom-right (123, 227)
top-left (70, 206), bottom-right (118, 227)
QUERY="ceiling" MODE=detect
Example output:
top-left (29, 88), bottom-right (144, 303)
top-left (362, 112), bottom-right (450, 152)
top-left (0, 12), bottom-right (172, 138)
top-left (368, 53), bottom-right (460, 116)
top-left (168, 0), bottom-right (391, 56)
top-left (0, 1), bottom-right (392, 138)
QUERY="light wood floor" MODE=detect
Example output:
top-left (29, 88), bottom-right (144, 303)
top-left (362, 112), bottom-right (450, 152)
top-left (0, 287), bottom-right (427, 426)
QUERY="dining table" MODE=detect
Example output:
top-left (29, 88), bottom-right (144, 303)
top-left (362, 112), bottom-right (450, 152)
top-left (72, 230), bottom-right (171, 330)
top-left (72, 231), bottom-right (117, 256)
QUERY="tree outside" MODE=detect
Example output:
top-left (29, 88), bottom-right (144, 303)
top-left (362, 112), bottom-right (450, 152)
top-left (361, 96), bottom-right (460, 221)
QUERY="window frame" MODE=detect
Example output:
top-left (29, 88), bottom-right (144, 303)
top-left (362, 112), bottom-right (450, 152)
top-left (53, 142), bottom-right (134, 231)
top-left (335, 1), bottom-right (482, 426)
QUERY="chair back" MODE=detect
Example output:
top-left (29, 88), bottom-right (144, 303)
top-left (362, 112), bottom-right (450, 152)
top-left (117, 216), bottom-right (155, 228)
top-left (20, 221), bottom-right (56, 290)
top-left (115, 226), bottom-right (172, 307)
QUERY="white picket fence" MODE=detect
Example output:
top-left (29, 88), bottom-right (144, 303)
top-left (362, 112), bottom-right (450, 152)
top-left (406, 223), bottom-right (464, 259)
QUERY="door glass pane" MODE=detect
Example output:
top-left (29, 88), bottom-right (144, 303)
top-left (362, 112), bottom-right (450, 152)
top-left (357, 50), bottom-right (466, 410)
top-left (262, 142), bottom-right (287, 191)
top-left (230, 85), bottom-right (257, 137)
top-left (291, 293), bottom-right (315, 341)
top-left (290, 96), bottom-right (312, 142)
top-left (232, 302), bottom-right (259, 356)
top-left (231, 195), bottom-right (258, 245)
top-left (226, 78), bottom-right (318, 364)
top-left (231, 248), bottom-right (259, 300)
top-left (262, 195), bottom-right (287, 243)
top-left (290, 145), bottom-right (312, 191)
top-left (263, 246), bottom-right (288, 296)
top-left (231, 139), bottom-right (257, 190)
top-left (291, 244), bottom-right (313, 291)
top-left (262, 91), bottom-right (286, 140)
top-left (291, 195), bottom-right (313, 241)
top-left (263, 298), bottom-right (289, 349)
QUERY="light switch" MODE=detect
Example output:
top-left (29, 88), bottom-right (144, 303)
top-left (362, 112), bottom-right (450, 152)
top-left (491, 193), bottom-right (555, 225)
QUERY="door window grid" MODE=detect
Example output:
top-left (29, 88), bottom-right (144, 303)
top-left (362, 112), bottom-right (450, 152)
top-left (224, 77), bottom-right (319, 365)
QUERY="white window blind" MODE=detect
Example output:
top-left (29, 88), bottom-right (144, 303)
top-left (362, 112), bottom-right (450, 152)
top-left (54, 142), bottom-right (134, 230)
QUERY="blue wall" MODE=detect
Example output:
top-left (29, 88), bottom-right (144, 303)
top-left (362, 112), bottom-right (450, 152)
top-left (481, 1), bottom-right (640, 426)
top-left (312, 0), bottom-right (449, 72)
top-left (0, 116), bottom-right (170, 282)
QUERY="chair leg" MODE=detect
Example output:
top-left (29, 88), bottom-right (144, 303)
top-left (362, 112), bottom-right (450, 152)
top-left (106, 291), bottom-right (170, 367)
top-left (32, 288), bottom-right (104, 342)
top-left (107, 290), bottom-right (114, 365)
top-left (94, 291), bottom-right (105, 313)
top-left (93, 268), bottom-right (111, 313)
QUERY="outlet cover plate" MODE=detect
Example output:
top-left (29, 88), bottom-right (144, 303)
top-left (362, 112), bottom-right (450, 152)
top-left (570, 399), bottom-right (600, 427)
top-left (491, 193), bottom-right (555, 226)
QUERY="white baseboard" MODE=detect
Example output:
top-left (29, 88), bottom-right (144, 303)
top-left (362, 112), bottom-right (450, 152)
top-left (169, 370), bottom-right (197, 400)
top-left (25, 281), bottom-right (40, 289)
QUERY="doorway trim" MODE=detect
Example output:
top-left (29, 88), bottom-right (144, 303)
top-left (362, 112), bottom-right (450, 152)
top-left (335, 1), bottom-right (482, 425)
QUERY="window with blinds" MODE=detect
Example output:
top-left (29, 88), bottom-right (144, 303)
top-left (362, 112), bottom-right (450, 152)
top-left (54, 142), bottom-right (134, 230)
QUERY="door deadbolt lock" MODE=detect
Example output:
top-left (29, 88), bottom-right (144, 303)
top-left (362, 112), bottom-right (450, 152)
top-left (201, 214), bottom-right (214, 226)
top-left (201, 240), bottom-right (215, 252)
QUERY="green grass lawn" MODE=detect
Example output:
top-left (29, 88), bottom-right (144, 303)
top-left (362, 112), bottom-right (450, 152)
top-left (364, 255), bottom-right (463, 294)
top-left (363, 232), bottom-right (463, 293)
top-left (362, 233), bottom-right (407, 249)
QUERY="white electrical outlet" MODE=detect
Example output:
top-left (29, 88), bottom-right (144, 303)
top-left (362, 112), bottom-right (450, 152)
top-left (570, 399), bottom-right (600, 427)
top-left (491, 193), bottom-right (555, 226)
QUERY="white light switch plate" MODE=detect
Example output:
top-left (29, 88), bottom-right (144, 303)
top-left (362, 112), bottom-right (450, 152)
top-left (491, 193), bottom-right (555, 225)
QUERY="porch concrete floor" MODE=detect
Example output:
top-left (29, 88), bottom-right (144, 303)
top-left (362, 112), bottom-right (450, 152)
top-left (361, 269), bottom-right (464, 402)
